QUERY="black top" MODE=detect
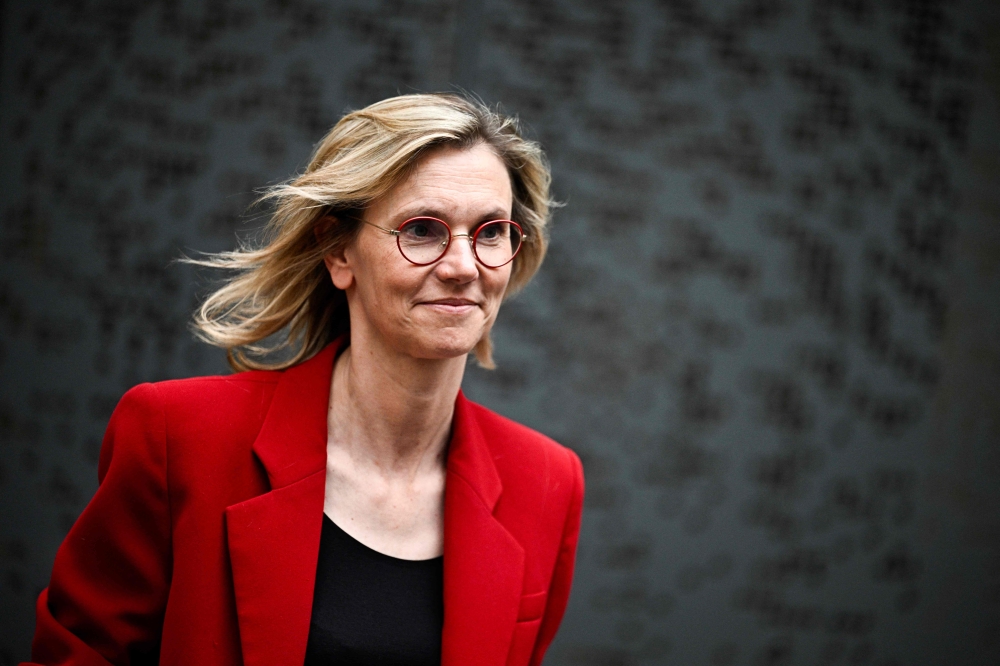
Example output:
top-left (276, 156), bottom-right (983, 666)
top-left (304, 514), bottom-right (444, 666)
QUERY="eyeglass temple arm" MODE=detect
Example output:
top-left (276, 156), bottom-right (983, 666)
top-left (362, 221), bottom-right (400, 236)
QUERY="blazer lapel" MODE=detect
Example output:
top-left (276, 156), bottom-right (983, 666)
top-left (441, 392), bottom-right (526, 666)
top-left (225, 340), bottom-right (341, 666)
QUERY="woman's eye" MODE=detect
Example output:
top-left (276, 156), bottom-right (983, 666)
top-left (400, 219), bottom-right (449, 243)
top-left (402, 224), bottom-right (432, 240)
top-left (479, 225), bottom-right (503, 240)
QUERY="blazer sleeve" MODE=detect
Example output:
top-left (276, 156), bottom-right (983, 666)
top-left (28, 383), bottom-right (172, 666)
top-left (529, 447), bottom-right (585, 666)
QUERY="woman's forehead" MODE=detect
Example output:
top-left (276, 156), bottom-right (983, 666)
top-left (375, 145), bottom-right (513, 221)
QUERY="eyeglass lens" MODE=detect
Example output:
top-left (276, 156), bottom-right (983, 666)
top-left (396, 218), bottom-right (522, 267)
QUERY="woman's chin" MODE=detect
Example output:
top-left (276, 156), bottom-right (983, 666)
top-left (405, 330), bottom-right (481, 361)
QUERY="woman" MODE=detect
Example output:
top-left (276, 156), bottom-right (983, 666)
top-left (28, 93), bottom-right (584, 666)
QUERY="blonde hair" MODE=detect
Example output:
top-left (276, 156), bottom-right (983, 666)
top-left (189, 93), bottom-right (553, 371)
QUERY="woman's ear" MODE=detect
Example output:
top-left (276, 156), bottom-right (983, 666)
top-left (316, 216), bottom-right (355, 291)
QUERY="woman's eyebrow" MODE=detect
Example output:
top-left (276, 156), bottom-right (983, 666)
top-left (478, 208), bottom-right (512, 221)
top-left (394, 206), bottom-right (512, 222)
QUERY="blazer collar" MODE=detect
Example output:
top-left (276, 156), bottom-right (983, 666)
top-left (227, 337), bottom-right (523, 666)
top-left (446, 389), bottom-right (503, 511)
top-left (250, 339), bottom-right (340, 489)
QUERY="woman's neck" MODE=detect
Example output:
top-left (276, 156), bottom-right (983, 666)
top-left (327, 333), bottom-right (466, 478)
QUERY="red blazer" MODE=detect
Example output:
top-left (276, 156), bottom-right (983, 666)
top-left (28, 339), bottom-right (584, 666)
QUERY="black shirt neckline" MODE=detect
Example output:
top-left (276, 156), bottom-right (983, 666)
top-left (321, 513), bottom-right (443, 566)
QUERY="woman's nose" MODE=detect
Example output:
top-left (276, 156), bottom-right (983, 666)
top-left (435, 233), bottom-right (479, 281)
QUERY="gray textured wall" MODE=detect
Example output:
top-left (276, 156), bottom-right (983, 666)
top-left (2, 0), bottom-right (999, 664)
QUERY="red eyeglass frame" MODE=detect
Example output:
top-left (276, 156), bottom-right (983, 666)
top-left (363, 216), bottom-right (527, 268)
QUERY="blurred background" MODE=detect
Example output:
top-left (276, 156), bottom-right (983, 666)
top-left (2, 0), bottom-right (999, 663)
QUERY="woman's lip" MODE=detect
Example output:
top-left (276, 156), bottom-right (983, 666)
top-left (422, 299), bottom-right (478, 306)
top-left (420, 300), bottom-right (479, 314)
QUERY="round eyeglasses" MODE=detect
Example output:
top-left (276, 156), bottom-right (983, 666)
top-left (363, 217), bottom-right (525, 268)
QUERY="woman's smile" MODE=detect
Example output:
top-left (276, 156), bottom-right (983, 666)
top-left (418, 297), bottom-right (479, 315)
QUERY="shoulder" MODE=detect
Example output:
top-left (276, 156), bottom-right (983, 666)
top-left (119, 369), bottom-right (280, 417)
top-left (464, 399), bottom-right (584, 495)
top-left (104, 370), bottom-right (282, 469)
top-left (140, 369), bottom-right (280, 401)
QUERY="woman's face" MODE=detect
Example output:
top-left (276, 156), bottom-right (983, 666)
top-left (324, 143), bottom-right (515, 362)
